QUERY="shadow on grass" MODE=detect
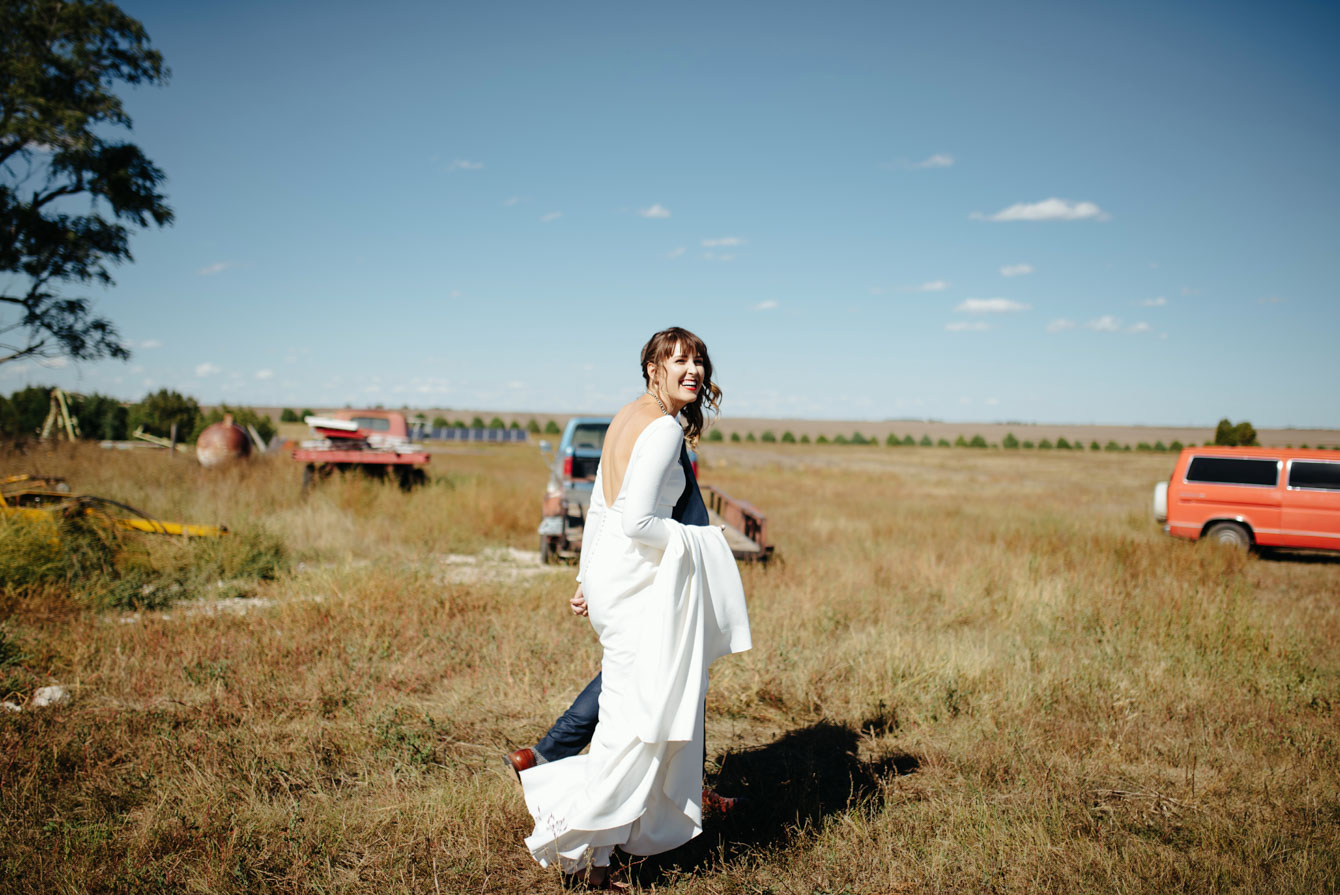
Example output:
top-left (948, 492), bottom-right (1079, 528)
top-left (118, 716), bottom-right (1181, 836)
top-left (623, 717), bottom-right (918, 884)
top-left (1256, 548), bottom-right (1340, 565)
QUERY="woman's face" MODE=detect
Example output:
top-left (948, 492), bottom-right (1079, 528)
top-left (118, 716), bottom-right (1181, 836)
top-left (648, 342), bottom-right (706, 412)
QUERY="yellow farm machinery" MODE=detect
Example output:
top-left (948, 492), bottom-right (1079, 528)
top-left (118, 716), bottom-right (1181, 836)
top-left (1, 475), bottom-right (226, 538)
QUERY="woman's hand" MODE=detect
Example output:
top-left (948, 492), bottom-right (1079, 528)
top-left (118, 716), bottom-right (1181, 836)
top-left (570, 583), bottom-right (588, 617)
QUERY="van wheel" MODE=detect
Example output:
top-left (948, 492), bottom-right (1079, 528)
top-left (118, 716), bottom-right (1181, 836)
top-left (1205, 522), bottom-right (1251, 551)
top-left (540, 536), bottom-right (556, 564)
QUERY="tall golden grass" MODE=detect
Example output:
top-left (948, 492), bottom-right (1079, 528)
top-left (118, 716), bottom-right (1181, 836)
top-left (1, 441), bottom-right (1337, 893)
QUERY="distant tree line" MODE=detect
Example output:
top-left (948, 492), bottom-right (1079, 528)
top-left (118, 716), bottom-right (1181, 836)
top-left (696, 420), bottom-right (1329, 452)
top-left (1, 387), bottom-right (276, 443)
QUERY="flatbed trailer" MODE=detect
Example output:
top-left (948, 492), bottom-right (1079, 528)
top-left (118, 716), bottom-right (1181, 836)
top-left (540, 481), bottom-right (772, 564)
top-left (292, 448), bottom-right (430, 492)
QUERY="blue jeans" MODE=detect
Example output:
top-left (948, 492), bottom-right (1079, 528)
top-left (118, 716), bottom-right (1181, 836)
top-left (534, 672), bottom-right (601, 761)
top-left (533, 672), bottom-right (709, 770)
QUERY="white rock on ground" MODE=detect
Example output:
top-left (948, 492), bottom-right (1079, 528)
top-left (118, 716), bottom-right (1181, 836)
top-left (32, 685), bottom-right (68, 707)
top-left (2, 701), bottom-right (20, 713)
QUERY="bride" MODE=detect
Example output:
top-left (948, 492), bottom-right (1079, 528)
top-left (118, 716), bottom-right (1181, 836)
top-left (518, 327), bottom-right (752, 885)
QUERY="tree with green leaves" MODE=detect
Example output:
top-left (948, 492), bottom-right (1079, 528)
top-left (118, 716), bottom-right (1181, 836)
top-left (969, 434), bottom-right (987, 448)
top-left (1, 0), bottom-right (173, 365)
top-left (0, 384), bottom-right (54, 435)
top-left (77, 392), bottom-right (127, 439)
top-left (432, 416), bottom-right (448, 429)
top-left (781, 431), bottom-right (796, 443)
top-left (279, 408), bottom-right (300, 423)
top-left (799, 434), bottom-right (811, 444)
top-left (1002, 432), bottom-right (1019, 449)
top-left (1214, 418), bottom-right (1258, 446)
top-left (706, 428), bottom-right (723, 442)
top-left (919, 435), bottom-right (932, 447)
top-left (526, 418), bottom-right (541, 434)
top-left (760, 430), bottom-right (776, 443)
top-left (885, 433), bottom-right (899, 446)
top-left (730, 431), bottom-right (741, 443)
top-left (544, 420), bottom-right (560, 434)
top-left (128, 388), bottom-right (198, 439)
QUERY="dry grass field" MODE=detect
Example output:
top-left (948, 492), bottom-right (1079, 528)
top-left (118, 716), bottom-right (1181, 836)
top-left (2, 441), bottom-right (1338, 893)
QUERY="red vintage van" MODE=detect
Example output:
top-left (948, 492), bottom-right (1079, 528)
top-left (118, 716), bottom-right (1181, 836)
top-left (1153, 446), bottom-right (1340, 551)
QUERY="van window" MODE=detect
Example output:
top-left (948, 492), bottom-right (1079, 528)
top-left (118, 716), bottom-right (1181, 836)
top-left (1289, 460), bottom-right (1340, 491)
top-left (1186, 456), bottom-right (1279, 487)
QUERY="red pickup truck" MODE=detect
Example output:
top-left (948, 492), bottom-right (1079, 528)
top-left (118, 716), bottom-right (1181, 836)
top-left (292, 410), bottom-right (429, 492)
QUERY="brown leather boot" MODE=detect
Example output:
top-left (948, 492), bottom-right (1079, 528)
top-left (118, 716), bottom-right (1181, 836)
top-left (505, 747), bottom-right (539, 780)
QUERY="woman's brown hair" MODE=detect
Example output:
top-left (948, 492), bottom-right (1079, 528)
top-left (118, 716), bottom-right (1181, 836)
top-left (640, 326), bottom-right (722, 446)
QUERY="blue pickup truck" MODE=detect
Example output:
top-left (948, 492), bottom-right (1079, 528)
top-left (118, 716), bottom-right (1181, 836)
top-left (538, 417), bottom-right (770, 564)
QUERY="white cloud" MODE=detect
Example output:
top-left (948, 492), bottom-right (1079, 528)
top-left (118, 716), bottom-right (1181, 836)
top-left (1140, 296), bottom-right (1167, 307)
top-left (1047, 319), bottom-right (1076, 333)
top-left (502, 196), bottom-right (521, 207)
top-left (1180, 286), bottom-right (1200, 296)
top-left (703, 252), bottom-right (735, 262)
top-left (904, 280), bottom-right (949, 292)
top-left (666, 246), bottom-right (686, 259)
top-left (751, 300), bottom-right (778, 311)
top-left (984, 397), bottom-right (1000, 406)
top-left (135, 338), bottom-right (163, 349)
top-left (448, 159), bottom-right (483, 171)
top-left (1000, 263), bottom-right (1034, 277)
top-left (198, 261), bottom-right (233, 276)
top-left (540, 211), bottom-right (562, 223)
top-left (1127, 322), bottom-right (1151, 334)
top-left (702, 236), bottom-right (745, 247)
top-left (970, 198), bottom-right (1110, 222)
top-left (39, 356), bottom-right (69, 369)
top-left (195, 362), bottom-right (221, 377)
top-left (946, 321), bottom-right (991, 332)
top-left (639, 203), bottom-right (671, 219)
top-left (1259, 295), bottom-right (1287, 304)
top-left (449, 289), bottom-right (462, 298)
top-left (1086, 315), bottom-right (1122, 332)
top-left (885, 153), bottom-right (955, 169)
top-left (955, 297), bottom-right (1031, 313)
top-left (255, 369), bottom-right (274, 380)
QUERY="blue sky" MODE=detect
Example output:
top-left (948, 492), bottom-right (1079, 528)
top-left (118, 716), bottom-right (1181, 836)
top-left (9, 0), bottom-right (1338, 427)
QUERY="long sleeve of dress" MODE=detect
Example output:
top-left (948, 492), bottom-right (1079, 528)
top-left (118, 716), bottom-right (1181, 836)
top-left (620, 417), bottom-right (685, 550)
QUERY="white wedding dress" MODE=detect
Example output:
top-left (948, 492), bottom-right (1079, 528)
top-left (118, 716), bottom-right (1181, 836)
top-left (520, 414), bottom-right (751, 872)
